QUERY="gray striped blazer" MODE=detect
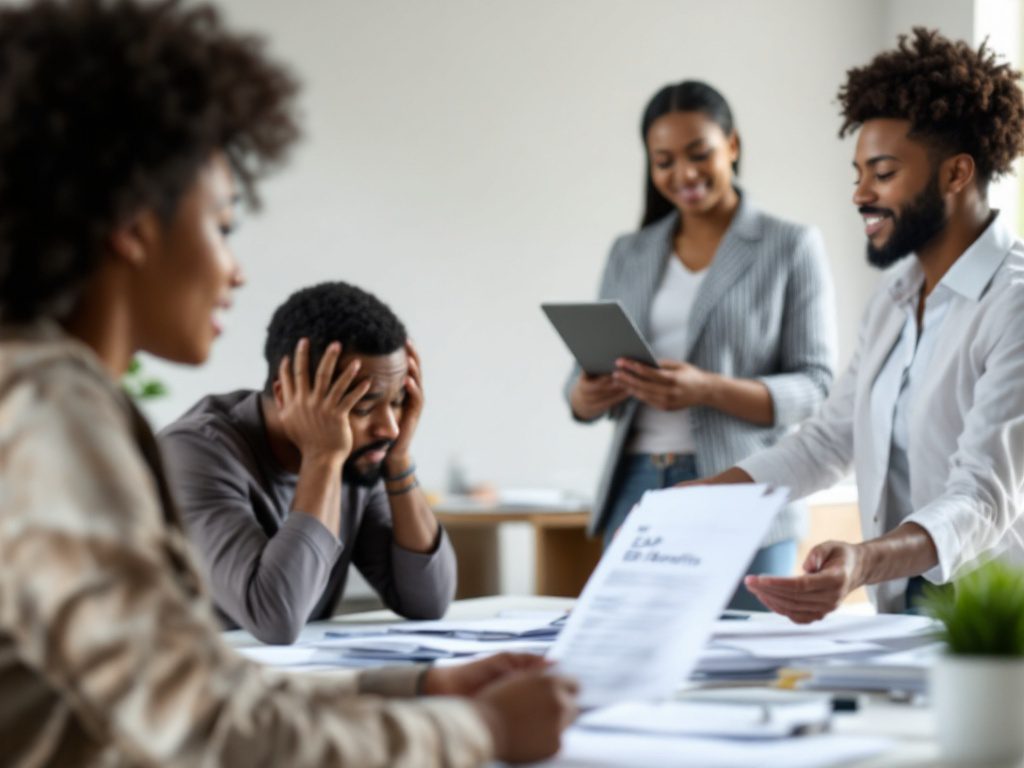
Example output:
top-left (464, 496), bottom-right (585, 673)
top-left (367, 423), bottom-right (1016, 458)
top-left (566, 197), bottom-right (838, 544)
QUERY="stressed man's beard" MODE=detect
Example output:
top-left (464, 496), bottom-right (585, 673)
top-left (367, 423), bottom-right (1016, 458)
top-left (864, 175), bottom-right (947, 268)
top-left (343, 439), bottom-right (394, 487)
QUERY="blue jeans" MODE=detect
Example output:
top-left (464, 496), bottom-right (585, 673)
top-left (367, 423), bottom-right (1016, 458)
top-left (603, 453), bottom-right (796, 611)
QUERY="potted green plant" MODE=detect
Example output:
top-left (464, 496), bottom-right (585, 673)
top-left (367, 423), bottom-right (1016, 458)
top-left (122, 357), bottom-right (168, 401)
top-left (922, 560), bottom-right (1024, 765)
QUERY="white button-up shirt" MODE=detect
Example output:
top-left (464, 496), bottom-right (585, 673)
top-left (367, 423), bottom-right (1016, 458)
top-left (876, 262), bottom-right (955, 535)
top-left (739, 213), bottom-right (1024, 612)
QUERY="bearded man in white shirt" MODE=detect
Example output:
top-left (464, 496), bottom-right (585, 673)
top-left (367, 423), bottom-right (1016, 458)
top-left (700, 27), bottom-right (1024, 620)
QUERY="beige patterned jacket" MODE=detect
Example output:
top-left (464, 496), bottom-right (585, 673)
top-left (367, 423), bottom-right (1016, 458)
top-left (0, 323), bottom-right (492, 768)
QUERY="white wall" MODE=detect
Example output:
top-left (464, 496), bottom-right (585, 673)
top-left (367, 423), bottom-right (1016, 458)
top-left (144, 0), bottom-right (902, 502)
top-left (884, 0), bottom-right (975, 42)
top-left (976, 0), bottom-right (1024, 229)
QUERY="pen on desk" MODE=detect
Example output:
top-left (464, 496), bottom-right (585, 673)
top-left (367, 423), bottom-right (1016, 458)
top-left (719, 610), bottom-right (751, 621)
top-left (831, 695), bottom-right (860, 712)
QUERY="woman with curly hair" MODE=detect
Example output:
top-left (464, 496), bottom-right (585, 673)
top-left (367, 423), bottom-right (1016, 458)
top-left (701, 28), bottom-right (1024, 622)
top-left (0, 1), bottom-right (574, 765)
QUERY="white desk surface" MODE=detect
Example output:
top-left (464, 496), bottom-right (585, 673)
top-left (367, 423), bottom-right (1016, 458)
top-left (225, 595), bottom-right (939, 766)
top-left (430, 485), bottom-right (860, 514)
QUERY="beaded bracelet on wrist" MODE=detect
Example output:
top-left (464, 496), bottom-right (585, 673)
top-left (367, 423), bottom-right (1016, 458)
top-left (385, 478), bottom-right (420, 496)
top-left (381, 462), bottom-right (416, 482)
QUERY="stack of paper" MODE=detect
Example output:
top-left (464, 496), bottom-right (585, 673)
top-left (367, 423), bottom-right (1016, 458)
top-left (795, 642), bottom-right (944, 694)
top-left (694, 613), bottom-right (938, 681)
top-left (311, 634), bottom-right (551, 662)
top-left (710, 613), bottom-right (937, 642)
top-left (233, 612), bottom-right (569, 668)
top-left (383, 613), bottom-right (566, 641)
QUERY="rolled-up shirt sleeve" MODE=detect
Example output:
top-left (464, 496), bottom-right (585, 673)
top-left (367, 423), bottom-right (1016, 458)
top-left (160, 427), bottom-right (343, 644)
top-left (904, 319), bottom-right (1024, 583)
top-left (352, 483), bottom-right (457, 619)
top-left (1, 371), bottom-right (493, 768)
top-left (739, 317), bottom-right (861, 501)
top-left (756, 226), bottom-right (838, 427)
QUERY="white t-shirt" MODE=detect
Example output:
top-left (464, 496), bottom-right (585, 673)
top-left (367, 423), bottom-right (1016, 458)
top-left (628, 255), bottom-right (707, 455)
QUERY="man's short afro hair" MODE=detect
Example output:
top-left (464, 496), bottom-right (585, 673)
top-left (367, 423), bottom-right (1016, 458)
top-left (264, 282), bottom-right (407, 392)
top-left (838, 27), bottom-right (1024, 185)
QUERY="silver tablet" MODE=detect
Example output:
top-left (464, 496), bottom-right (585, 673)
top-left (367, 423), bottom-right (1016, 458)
top-left (542, 301), bottom-right (658, 375)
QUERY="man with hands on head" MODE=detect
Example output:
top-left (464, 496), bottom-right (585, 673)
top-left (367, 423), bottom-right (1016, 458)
top-left (696, 29), bottom-right (1024, 622)
top-left (161, 281), bottom-right (456, 643)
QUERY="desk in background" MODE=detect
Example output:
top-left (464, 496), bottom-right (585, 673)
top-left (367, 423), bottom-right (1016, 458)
top-left (433, 499), bottom-right (601, 598)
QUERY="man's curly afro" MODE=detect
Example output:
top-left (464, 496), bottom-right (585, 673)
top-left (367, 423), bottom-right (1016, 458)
top-left (838, 27), bottom-right (1024, 187)
top-left (264, 282), bottom-right (407, 393)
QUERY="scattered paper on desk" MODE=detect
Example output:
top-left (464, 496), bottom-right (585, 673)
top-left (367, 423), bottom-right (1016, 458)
top-left (236, 646), bottom-right (352, 668)
top-left (577, 695), bottom-right (832, 739)
top-left (313, 633), bottom-right (551, 660)
top-left (530, 728), bottom-right (891, 768)
top-left (711, 637), bottom-right (886, 659)
top-left (547, 484), bottom-right (788, 708)
top-left (693, 612), bottom-right (940, 678)
top-left (797, 642), bottom-right (944, 694)
top-left (384, 614), bottom-right (566, 640)
top-left (710, 612), bottom-right (936, 641)
top-left (694, 646), bottom-right (783, 676)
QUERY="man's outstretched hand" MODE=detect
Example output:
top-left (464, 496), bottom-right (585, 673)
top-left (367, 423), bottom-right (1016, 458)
top-left (745, 540), bottom-right (864, 623)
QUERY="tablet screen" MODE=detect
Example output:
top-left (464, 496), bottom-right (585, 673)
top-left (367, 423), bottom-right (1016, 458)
top-left (542, 301), bottom-right (658, 375)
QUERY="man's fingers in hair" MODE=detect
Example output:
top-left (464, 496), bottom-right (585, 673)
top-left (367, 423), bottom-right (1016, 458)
top-left (336, 374), bottom-right (372, 415)
top-left (293, 338), bottom-right (311, 394)
top-left (277, 355), bottom-right (294, 402)
top-left (327, 357), bottom-right (363, 407)
top-left (312, 341), bottom-right (341, 398)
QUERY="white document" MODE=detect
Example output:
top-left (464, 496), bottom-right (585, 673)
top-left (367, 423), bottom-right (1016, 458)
top-left (710, 637), bottom-right (886, 659)
top-left (526, 728), bottom-right (891, 768)
top-left (384, 614), bottom-right (566, 640)
top-left (547, 485), bottom-right (788, 707)
top-left (694, 613), bottom-right (939, 675)
top-left (577, 694), bottom-right (832, 738)
top-left (236, 646), bottom-right (328, 667)
top-left (694, 646), bottom-right (782, 675)
top-left (313, 633), bottom-right (552, 660)
top-left (234, 646), bottom-right (389, 670)
top-left (799, 642), bottom-right (945, 694)
top-left (710, 612), bottom-right (936, 641)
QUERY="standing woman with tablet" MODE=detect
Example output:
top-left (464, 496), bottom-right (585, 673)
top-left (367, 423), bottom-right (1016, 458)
top-left (0, 1), bottom-right (575, 764)
top-left (566, 81), bottom-right (837, 608)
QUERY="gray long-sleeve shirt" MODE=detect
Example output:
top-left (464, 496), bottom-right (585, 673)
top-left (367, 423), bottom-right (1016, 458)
top-left (159, 390), bottom-right (457, 644)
